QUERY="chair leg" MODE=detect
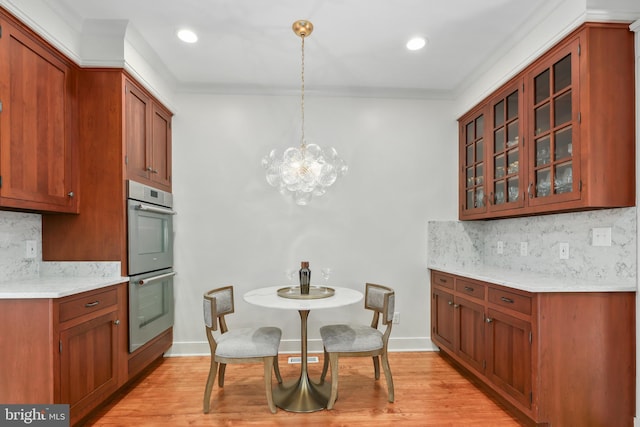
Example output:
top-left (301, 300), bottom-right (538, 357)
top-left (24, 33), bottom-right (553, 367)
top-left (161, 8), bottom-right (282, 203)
top-left (203, 358), bottom-right (219, 413)
top-left (264, 357), bottom-right (277, 414)
top-left (320, 348), bottom-right (329, 383)
top-left (218, 363), bottom-right (227, 387)
top-left (372, 355), bottom-right (380, 380)
top-left (381, 352), bottom-right (394, 403)
top-left (327, 353), bottom-right (339, 409)
top-left (273, 355), bottom-right (283, 384)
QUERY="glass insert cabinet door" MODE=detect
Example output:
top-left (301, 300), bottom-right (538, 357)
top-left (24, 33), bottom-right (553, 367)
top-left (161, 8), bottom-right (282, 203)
top-left (490, 86), bottom-right (523, 210)
top-left (528, 39), bottom-right (579, 204)
top-left (461, 113), bottom-right (486, 213)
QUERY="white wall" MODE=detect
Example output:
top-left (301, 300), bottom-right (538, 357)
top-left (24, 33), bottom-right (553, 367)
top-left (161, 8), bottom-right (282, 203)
top-left (167, 92), bottom-right (457, 355)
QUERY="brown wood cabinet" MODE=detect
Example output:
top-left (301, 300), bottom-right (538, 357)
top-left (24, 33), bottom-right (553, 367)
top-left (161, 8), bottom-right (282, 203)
top-left (42, 69), bottom-right (173, 274)
top-left (430, 270), bottom-right (635, 426)
top-left (41, 69), bottom-right (174, 387)
top-left (125, 78), bottom-right (172, 191)
top-left (0, 283), bottom-right (128, 426)
top-left (0, 8), bottom-right (78, 213)
top-left (459, 22), bottom-right (635, 220)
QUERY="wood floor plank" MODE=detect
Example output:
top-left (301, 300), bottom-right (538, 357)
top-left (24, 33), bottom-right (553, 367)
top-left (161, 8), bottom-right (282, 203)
top-left (82, 352), bottom-right (527, 426)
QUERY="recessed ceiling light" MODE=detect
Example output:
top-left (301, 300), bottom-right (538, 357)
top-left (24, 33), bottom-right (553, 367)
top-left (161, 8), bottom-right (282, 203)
top-left (406, 36), bottom-right (427, 51)
top-left (177, 29), bottom-right (198, 43)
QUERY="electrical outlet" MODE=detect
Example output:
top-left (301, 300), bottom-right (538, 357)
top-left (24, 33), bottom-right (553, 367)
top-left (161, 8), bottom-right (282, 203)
top-left (559, 242), bottom-right (569, 259)
top-left (497, 241), bottom-right (504, 254)
top-left (393, 312), bottom-right (400, 324)
top-left (592, 227), bottom-right (612, 247)
top-left (25, 240), bottom-right (37, 258)
top-left (520, 241), bottom-right (528, 256)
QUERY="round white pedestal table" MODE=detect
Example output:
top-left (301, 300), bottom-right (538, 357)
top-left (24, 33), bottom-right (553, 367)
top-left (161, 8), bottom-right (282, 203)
top-left (243, 285), bottom-right (362, 412)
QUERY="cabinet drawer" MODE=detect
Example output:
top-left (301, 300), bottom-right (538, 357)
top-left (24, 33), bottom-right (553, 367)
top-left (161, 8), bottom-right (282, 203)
top-left (455, 279), bottom-right (485, 301)
top-left (432, 272), bottom-right (454, 289)
top-left (488, 288), bottom-right (531, 315)
top-left (59, 288), bottom-right (118, 323)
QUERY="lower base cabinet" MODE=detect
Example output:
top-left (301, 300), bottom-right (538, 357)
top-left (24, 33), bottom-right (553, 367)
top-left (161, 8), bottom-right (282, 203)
top-left (0, 283), bottom-right (128, 426)
top-left (430, 270), bottom-right (635, 427)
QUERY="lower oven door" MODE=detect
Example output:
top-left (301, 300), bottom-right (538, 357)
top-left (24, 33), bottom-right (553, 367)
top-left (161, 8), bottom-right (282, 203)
top-left (129, 268), bottom-right (175, 353)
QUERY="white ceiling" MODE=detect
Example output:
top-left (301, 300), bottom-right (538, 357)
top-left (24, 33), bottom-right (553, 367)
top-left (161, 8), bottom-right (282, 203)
top-left (51, 0), bottom-right (556, 96)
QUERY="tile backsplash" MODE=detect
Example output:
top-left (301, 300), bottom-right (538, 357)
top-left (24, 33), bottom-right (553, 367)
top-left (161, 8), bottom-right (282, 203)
top-left (0, 211), bottom-right (41, 280)
top-left (427, 207), bottom-right (636, 283)
top-left (0, 211), bottom-right (122, 281)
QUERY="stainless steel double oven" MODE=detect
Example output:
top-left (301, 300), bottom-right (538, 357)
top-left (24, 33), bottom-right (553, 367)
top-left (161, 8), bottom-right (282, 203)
top-left (127, 180), bottom-right (176, 353)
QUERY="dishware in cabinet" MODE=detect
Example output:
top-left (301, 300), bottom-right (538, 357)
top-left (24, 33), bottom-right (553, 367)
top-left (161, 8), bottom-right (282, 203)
top-left (459, 106), bottom-right (489, 219)
top-left (487, 82), bottom-right (525, 212)
top-left (525, 37), bottom-right (580, 207)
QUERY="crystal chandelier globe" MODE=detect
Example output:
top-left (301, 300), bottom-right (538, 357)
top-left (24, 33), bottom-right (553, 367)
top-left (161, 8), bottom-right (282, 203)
top-left (262, 20), bottom-right (347, 206)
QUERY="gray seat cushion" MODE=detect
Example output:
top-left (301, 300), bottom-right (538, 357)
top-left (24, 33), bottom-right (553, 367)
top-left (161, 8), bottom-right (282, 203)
top-left (215, 326), bottom-right (281, 358)
top-left (320, 324), bottom-right (383, 353)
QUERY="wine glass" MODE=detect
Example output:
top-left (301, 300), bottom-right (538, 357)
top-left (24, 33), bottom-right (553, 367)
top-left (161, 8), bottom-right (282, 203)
top-left (321, 267), bottom-right (332, 285)
top-left (285, 269), bottom-right (297, 286)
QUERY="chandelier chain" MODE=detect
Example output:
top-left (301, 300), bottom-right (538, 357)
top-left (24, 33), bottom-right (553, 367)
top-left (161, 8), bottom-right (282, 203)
top-left (300, 35), bottom-right (306, 148)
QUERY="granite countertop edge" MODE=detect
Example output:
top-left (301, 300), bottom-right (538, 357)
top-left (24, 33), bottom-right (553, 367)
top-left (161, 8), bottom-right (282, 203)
top-left (427, 264), bottom-right (637, 293)
top-left (0, 276), bottom-right (130, 299)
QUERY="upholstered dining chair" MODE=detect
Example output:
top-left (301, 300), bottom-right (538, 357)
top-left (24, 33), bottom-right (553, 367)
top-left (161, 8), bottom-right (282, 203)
top-left (203, 286), bottom-right (283, 414)
top-left (319, 283), bottom-right (395, 409)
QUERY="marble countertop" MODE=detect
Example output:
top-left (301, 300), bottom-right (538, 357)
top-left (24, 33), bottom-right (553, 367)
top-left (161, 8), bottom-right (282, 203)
top-left (428, 264), bottom-right (636, 293)
top-left (0, 276), bottom-right (129, 299)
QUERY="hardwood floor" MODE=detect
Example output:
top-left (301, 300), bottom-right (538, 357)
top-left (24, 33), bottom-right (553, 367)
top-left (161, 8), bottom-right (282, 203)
top-left (82, 352), bottom-right (527, 426)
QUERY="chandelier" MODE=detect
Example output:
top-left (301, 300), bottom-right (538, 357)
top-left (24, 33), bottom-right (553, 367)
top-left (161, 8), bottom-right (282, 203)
top-left (262, 20), bottom-right (347, 206)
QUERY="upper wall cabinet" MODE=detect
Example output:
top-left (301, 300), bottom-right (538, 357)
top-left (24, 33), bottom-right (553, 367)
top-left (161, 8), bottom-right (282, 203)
top-left (125, 79), bottom-right (172, 191)
top-left (459, 23), bottom-right (634, 220)
top-left (0, 9), bottom-right (78, 213)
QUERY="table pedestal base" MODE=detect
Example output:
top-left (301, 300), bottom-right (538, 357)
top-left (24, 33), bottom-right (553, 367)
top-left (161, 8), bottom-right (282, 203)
top-left (273, 376), bottom-right (331, 412)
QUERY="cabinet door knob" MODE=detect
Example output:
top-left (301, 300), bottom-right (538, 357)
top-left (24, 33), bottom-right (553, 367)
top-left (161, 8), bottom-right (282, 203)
top-left (67, 191), bottom-right (75, 198)
top-left (453, 304), bottom-right (460, 309)
top-left (486, 317), bottom-right (493, 323)
top-left (448, 300), bottom-right (454, 306)
top-left (146, 166), bottom-right (153, 172)
top-left (114, 319), bottom-right (121, 326)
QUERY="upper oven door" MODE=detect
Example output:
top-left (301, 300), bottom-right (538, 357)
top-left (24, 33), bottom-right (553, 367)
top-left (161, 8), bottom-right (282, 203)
top-left (127, 199), bottom-right (175, 275)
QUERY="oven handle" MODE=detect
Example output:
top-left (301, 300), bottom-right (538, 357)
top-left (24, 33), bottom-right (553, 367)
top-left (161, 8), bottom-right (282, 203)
top-left (134, 203), bottom-right (177, 215)
top-left (137, 271), bottom-right (177, 286)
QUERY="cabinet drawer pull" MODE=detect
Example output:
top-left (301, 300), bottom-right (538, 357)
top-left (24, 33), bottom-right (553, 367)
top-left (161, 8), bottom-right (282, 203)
top-left (500, 296), bottom-right (514, 304)
top-left (464, 286), bottom-right (474, 292)
top-left (85, 301), bottom-right (100, 308)
top-left (439, 278), bottom-right (447, 283)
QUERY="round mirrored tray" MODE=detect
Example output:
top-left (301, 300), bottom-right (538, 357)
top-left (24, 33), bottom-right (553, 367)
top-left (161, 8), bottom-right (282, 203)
top-left (277, 286), bottom-right (335, 299)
